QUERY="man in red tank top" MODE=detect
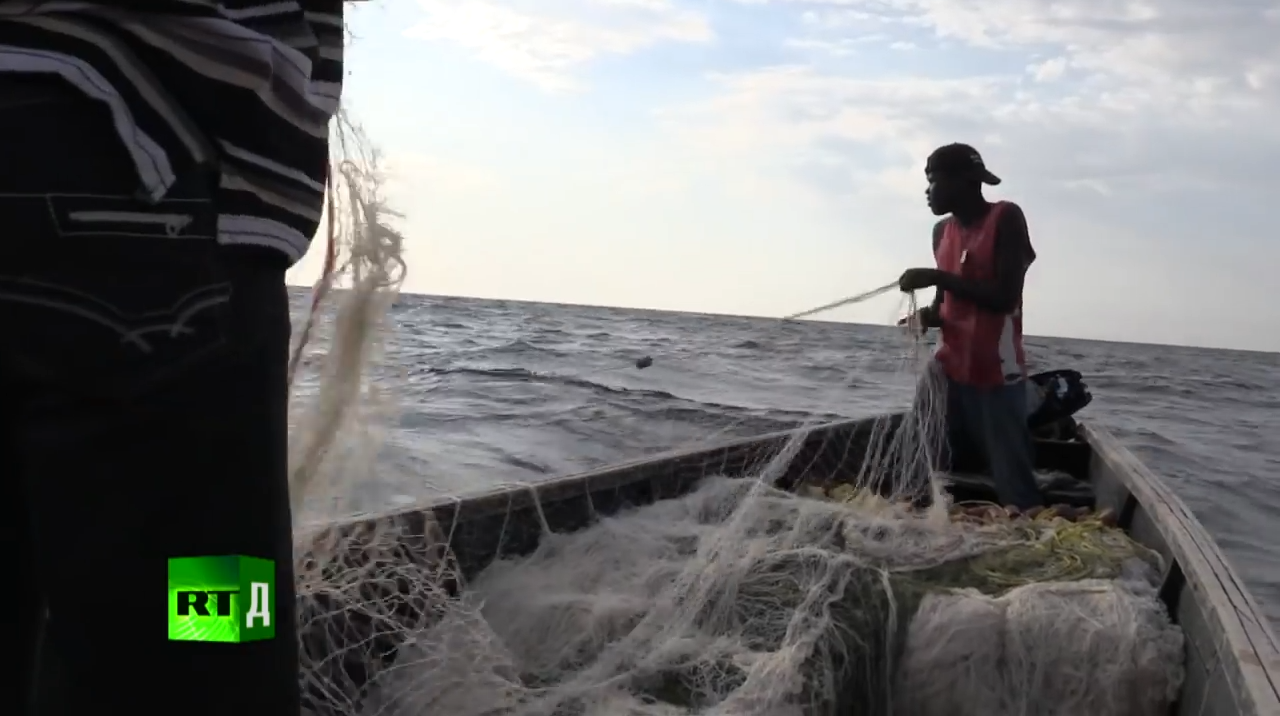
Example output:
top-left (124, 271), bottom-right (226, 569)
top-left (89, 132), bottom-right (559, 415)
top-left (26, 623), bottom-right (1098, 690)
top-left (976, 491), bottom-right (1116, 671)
top-left (897, 143), bottom-right (1044, 510)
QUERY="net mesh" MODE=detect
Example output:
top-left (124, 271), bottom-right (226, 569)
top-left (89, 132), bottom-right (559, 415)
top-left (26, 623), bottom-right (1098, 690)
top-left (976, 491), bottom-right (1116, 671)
top-left (287, 122), bottom-right (1186, 715)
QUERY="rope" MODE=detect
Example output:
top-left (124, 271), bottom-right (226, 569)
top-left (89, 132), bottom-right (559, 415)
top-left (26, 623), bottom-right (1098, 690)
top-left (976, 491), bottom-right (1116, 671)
top-left (287, 175), bottom-right (341, 390)
top-left (780, 280), bottom-right (901, 322)
top-left (599, 279), bottom-right (908, 373)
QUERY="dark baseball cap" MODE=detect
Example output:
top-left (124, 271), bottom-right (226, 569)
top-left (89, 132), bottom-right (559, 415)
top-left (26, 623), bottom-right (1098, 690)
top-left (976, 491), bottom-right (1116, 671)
top-left (925, 143), bottom-right (1001, 185)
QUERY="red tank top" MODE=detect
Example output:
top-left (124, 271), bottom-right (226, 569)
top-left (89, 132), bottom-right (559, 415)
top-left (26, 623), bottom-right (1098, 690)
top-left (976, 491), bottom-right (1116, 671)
top-left (933, 201), bottom-right (1029, 388)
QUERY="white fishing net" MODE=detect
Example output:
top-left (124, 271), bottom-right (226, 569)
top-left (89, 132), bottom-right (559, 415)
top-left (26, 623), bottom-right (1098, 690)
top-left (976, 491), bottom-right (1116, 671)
top-left (286, 120), bottom-right (1186, 715)
top-left (897, 578), bottom-right (1185, 716)
top-left (284, 111), bottom-right (426, 714)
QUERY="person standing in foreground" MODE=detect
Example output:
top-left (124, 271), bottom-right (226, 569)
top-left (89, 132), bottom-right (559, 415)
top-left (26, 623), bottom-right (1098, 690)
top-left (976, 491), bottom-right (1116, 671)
top-left (0, 2), bottom-right (346, 715)
top-left (898, 143), bottom-right (1044, 511)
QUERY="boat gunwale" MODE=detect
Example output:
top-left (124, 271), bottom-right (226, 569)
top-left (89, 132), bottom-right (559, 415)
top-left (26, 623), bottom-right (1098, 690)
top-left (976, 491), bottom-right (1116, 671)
top-left (305, 413), bottom-right (1088, 535)
top-left (1083, 422), bottom-right (1280, 715)
top-left (302, 416), bottom-right (866, 533)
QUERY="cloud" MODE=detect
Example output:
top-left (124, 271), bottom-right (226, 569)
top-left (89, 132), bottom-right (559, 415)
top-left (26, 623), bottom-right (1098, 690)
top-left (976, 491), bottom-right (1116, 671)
top-left (404, 0), bottom-right (713, 92)
top-left (893, 0), bottom-right (1277, 88)
top-left (671, 0), bottom-right (1280, 205)
top-left (771, 0), bottom-right (1280, 98)
top-left (1028, 57), bottom-right (1067, 83)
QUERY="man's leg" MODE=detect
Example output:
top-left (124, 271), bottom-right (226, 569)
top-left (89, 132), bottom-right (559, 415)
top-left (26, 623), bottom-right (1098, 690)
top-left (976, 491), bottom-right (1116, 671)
top-left (973, 381), bottom-right (1044, 510)
top-left (0, 75), bottom-right (300, 715)
top-left (941, 373), bottom-right (976, 473)
top-left (916, 364), bottom-right (977, 475)
top-left (906, 362), bottom-right (962, 502)
top-left (1, 403), bottom-right (42, 715)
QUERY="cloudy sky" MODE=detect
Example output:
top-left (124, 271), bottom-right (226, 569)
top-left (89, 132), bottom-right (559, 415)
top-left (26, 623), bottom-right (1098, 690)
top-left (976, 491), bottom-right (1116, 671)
top-left (287, 0), bottom-right (1280, 352)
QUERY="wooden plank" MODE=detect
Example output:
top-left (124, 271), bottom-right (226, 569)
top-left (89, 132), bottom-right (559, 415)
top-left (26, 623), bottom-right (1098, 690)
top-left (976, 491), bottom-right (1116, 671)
top-left (1082, 422), bottom-right (1280, 716)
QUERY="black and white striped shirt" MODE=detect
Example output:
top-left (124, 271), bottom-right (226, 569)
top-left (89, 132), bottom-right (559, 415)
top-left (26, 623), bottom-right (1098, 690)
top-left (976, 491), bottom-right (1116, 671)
top-left (0, 0), bottom-right (346, 265)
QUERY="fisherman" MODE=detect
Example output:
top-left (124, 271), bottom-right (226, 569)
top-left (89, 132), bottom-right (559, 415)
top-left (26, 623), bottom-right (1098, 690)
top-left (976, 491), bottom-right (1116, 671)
top-left (1, 2), bottom-right (346, 715)
top-left (897, 143), bottom-right (1044, 511)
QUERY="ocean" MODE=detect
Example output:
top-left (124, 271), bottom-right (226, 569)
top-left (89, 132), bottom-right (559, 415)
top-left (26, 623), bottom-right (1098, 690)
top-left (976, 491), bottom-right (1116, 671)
top-left (291, 290), bottom-right (1280, 631)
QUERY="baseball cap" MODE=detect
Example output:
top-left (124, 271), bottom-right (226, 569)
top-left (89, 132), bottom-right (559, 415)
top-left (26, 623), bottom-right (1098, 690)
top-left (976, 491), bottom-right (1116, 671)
top-left (925, 143), bottom-right (1002, 185)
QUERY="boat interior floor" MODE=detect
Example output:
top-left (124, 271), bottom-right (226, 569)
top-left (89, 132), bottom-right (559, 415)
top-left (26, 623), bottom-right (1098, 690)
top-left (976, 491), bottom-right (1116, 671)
top-left (802, 420), bottom-right (1099, 510)
top-left (943, 469), bottom-right (1096, 509)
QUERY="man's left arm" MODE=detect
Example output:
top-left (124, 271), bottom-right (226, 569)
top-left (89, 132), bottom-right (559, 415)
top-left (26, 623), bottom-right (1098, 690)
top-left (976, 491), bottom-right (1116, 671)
top-left (934, 203), bottom-right (1035, 314)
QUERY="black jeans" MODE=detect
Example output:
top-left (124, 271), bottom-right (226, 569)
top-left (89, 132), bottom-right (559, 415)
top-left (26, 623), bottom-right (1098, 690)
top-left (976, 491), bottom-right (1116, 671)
top-left (0, 76), bottom-right (300, 715)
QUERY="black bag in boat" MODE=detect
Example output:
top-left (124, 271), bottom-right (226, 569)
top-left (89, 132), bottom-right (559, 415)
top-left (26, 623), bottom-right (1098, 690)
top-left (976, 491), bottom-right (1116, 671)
top-left (1027, 369), bottom-right (1091, 435)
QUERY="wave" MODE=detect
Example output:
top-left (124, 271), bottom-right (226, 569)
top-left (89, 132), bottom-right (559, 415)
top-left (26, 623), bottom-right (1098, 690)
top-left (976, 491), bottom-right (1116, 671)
top-left (412, 365), bottom-right (846, 436)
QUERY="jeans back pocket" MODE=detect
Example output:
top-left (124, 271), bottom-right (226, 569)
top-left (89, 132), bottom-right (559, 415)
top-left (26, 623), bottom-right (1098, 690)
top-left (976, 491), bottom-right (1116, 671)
top-left (0, 192), bottom-right (232, 400)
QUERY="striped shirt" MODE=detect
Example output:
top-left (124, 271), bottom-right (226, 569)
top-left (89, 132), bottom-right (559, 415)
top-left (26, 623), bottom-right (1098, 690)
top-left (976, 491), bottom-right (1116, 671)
top-left (0, 0), bottom-right (346, 265)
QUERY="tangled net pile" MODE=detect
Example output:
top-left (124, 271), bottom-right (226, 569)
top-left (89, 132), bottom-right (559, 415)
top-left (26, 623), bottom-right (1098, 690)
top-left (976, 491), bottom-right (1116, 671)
top-left (360, 485), bottom-right (1183, 716)
top-left (287, 123), bottom-right (1185, 715)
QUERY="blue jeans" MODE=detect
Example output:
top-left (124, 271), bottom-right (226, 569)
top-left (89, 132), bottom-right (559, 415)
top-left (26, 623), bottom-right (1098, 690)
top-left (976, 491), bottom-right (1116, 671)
top-left (944, 376), bottom-right (1044, 510)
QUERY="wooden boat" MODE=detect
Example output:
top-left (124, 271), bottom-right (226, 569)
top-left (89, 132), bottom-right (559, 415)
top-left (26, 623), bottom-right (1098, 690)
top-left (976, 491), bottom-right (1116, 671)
top-left (29, 414), bottom-right (1280, 715)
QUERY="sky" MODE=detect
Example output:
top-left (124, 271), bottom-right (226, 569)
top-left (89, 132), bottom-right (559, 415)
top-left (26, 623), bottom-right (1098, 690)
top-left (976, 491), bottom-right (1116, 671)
top-left (286, 0), bottom-right (1280, 352)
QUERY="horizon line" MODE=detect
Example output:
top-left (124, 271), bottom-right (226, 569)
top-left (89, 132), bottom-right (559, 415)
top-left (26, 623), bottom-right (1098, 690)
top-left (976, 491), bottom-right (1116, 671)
top-left (285, 283), bottom-right (1278, 356)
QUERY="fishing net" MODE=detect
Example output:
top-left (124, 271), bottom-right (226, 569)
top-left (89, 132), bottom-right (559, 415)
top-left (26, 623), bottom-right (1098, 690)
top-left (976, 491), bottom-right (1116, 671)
top-left (284, 102), bottom-right (1185, 714)
top-left (283, 110), bottom-right (427, 714)
top-left (287, 248), bottom-right (1186, 716)
top-left (355, 479), bottom-right (1183, 716)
